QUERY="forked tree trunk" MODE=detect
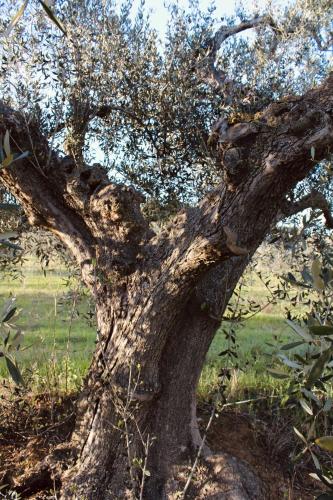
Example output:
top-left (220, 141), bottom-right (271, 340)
top-left (0, 74), bottom-right (332, 499)
top-left (61, 258), bottom-right (250, 499)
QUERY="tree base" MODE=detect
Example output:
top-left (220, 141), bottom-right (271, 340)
top-left (165, 453), bottom-right (264, 500)
top-left (10, 449), bottom-right (263, 499)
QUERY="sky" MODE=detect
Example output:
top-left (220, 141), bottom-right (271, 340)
top-left (131, 0), bottom-right (272, 35)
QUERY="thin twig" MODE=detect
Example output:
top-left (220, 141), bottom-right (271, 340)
top-left (139, 433), bottom-right (151, 500)
top-left (181, 402), bottom-right (216, 499)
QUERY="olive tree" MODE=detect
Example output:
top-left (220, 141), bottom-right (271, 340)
top-left (0, 0), bottom-right (332, 497)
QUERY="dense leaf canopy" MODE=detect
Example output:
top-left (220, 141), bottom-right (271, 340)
top-left (0, 0), bottom-right (332, 214)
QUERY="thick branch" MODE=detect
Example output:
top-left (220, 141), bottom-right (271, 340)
top-left (198, 16), bottom-right (276, 91)
top-left (0, 102), bottom-right (153, 284)
top-left (1, 71), bottom-right (333, 294)
top-left (62, 96), bottom-right (91, 164)
top-left (211, 16), bottom-right (276, 51)
top-left (0, 104), bottom-right (96, 285)
top-left (154, 72), bottom-right (333, 285)
top-left (281, 190), bottom-right (333, 229)
top-left (111, 74), bottom-right (333, 383)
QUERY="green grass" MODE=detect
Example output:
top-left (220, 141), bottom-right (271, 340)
top-left (0, 258), bottom-right (296, 396)
top-left (0, 259), bottom-right (95, 390)
top-left (198, 314), bottom-right (293, 401)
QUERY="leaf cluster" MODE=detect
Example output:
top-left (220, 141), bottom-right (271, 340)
top-left (0, 0), bottom-right (331, 207)
top-left (268, 239), bottom-right (333, 496)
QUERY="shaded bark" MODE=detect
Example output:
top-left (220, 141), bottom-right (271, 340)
top-left (0, 74), bottom-right (332, 498)
top-left (60, 257), bottom-right (250, 499)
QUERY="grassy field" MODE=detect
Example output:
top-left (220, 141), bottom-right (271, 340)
top-left (0, 259), bottom-right (95, 390)
top-left (0, 257), bottom-right (295, 399)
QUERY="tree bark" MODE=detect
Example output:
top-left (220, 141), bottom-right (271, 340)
top-left (0, 74), bottom-right (332, 499)
top-left (60, 257), bottom-right (250, 499)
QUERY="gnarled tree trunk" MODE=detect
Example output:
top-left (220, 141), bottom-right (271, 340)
top-left (0, 74), bottom-right (332, 499)
top-left (63, 257), bottom-right (249, 499)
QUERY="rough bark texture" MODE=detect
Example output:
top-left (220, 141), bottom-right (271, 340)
top-left (0, 74), bottom-right (332, 499)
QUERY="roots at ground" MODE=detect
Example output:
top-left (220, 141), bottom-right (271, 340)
top-left (0, 388), bottom-right (322, 499)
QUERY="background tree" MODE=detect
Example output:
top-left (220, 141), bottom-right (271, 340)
top-left (0, 0), bottom-right (332, 498)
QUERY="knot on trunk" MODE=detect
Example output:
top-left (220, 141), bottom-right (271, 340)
top-left (90, 183), bottom-right (148, 240)
top-left (263, 100), bottom-right (325, 133)
top-left (209, 117), bottom-right (260, 190)
top-left (89, 184), bottom-right (152, 276)
top-left (223, 226), bottom-right (249, 256)
top-left (221, 146), bottom-right (250, 190)
top-left (219, 121), bottom-right (258, 144)
top-left (57, 160), bottom-right (109, 212)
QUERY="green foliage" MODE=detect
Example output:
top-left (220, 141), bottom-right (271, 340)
top-left (0, 255), bottom-right (95, 391)
top-left (0, 0), bottom-right (331, 207)
top-left (0, 297), bottom-right (25, 385)
top-left (268, 238), bottom-right (333, 496)
top-left (4, 0), bottom-right (66, 37)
